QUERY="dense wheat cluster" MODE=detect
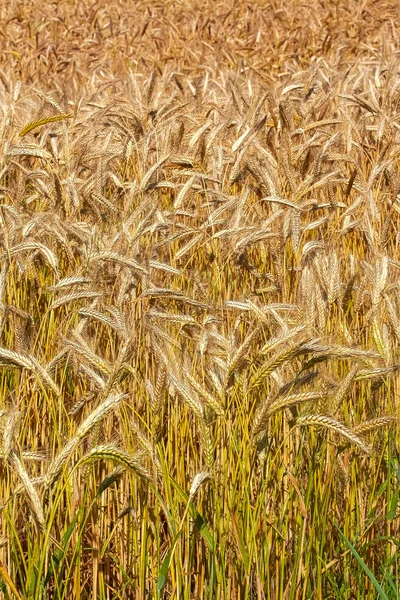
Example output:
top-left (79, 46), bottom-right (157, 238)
top-left (0, 1), bottom-right (399, 599)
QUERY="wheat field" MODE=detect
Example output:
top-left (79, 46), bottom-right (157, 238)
top-left (0, 1), bottom-right (399, 598)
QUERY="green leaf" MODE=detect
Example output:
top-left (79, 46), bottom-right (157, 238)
top-left (157, 548), bottom-right (173, 597)
top-left (44, 512), bottom-right (79, 586)
top-left (231, 515), bottom-right (250, 571)
top-left (336, 527), bottom-right (389, 600)
top-left (96, 467), bottom-right (124, 497)
top-left (387, 490), bottom-right (399, 521)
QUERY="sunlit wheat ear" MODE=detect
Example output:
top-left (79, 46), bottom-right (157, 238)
top-left (0, 348), bottom-right (60, 396)
top-left (77, 444), bottom-right (153, 483)
top-left (314, 284), bottom-right (327, 330)
top-left (313, 251), bottom-right (341, 305)
top-left (48, 290), bottom-right (101, 311)
top-left (352, 416), bottom-right (397, 436)
top-left (65, 333), bottom-right (111, 376)
top-left (189, 471), bottom-right (211, 500)
top-left (249, 337), bottom-right (309, 391)
top-left (1, 408), bottom-right (20, 462)
top-left (300, 344), bottom-right (381, 371)
top-left (44, 392), bottom-right (126, 490)
top-left (167, 372), bottom-right (204, 419)
top-left (77, 307), bottom-right (126, 334)
top-left (1, 241), bottom-right (59, 276)
top-left (296, 414), bottom-right (372, 455)
top-left (259, 326), bottom-right (307, 355)
top-left (152, 365), bottom-right (166, 415)
top-left (10, 452), bottom-right (45, 531)
top-left (354, 365), bottom-right (399, 381)
top-left (185, 373), bottom-right (224, 416)
top-left (76, 363), bottom-right (106, 391)
top-left (90, 251), bottom-right (148, 277)
top-left (147, 309), bottom-right (199, 326)
top-left (252, 391), bottom-right (325, 438)
top-left (0, 260), bottom-right (8, 322)
top-left (130, 420), bottom-right (161, 476)
top-left (372, 318), bottom-right (392, 363)
top-left (384, 293), bottom-right (400, 343)
top-left (227, 325), bottom-right (262, 380)
top-left (328, 367), bottom-right (358, 417)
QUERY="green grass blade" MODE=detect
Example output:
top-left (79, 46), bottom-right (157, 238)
top-left (336, 527), bottom-right (389, 600)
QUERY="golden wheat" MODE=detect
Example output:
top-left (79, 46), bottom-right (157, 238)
top-left (0, 0), bottom-right (398, 597)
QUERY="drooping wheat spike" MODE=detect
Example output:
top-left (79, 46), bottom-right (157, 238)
top-left (65, 334), bottom-right (111, 376)
top-left (19, 114), bottom-right (73, 137)
top-left (384, 293), bottom-right (400, 343)
top-left (189, 471), bottom-right (211, 500)
top-left (227, 325), bottom-right (262, 380)
top-left (146, 68), bottom-right (158, 105)
top-left (328, 367), bottom-right (358, 417)
top-left (354, 365), bottom-right (399, 381)
top-left (1, 241), bottom-right (59, 275)
top-left (10, 452), bottom-right (45, 531)
top-left (49, 291), bottom-right (102, 311)
top-left (0, 348), bottom-right (60, 396)
top-left (252, 391), bottom-right (324, 438)
top-left (352, 416), bottom-right (396, 436)
top-left (259, 326), bottom-right (307, 355)
top-left (77, 308), bottom-right (126, 334)
top-left (76, 364), bottom-right (106, 391)
top-left (167, 372), bottom-right (204, 418)
top-left (78, 445), bottom-right (153, 483)
top-left (147, 310), bottom-right (199, 326)
top-left (140, 155), bottom-right (170, 191)
top-left (90, 251), bottom-right (148, 277)
top-left (249, 337), bottom-right (309, 391)
top-left (10, 306), bottom-right (34, 355)
top-left (315, 284), bottom-right (327, 330)
top-left (372, 256), bottom-right (388, 311)
top-left (372, 318), bottom-right (391, 362)
top-left (301, 344), bottom-right (381, 371)
top-left (0, 261), bottom-right (9, 330)
top-left (130, 419), bottom-right (161, 476)
top-left (342, 273), bottom-right (357, 311)
top-left (251, 391), bottom-right (278, 439)
top-left (46, 277), bottom-right (91, 292)
top-left (296, 414), bottom-right (372, 455)
top-left (45, 392), bottom-right (126, 489)
top-left (152, 365), bottom-right (166, 415)
top-left (185, 373), bottom-right (224, 416)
